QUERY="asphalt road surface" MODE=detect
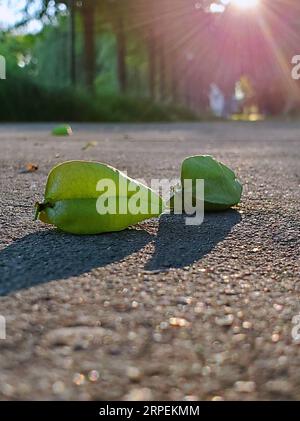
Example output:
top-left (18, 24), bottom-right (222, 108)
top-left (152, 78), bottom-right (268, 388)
top-left (0, 122), bottom-right (299, 401)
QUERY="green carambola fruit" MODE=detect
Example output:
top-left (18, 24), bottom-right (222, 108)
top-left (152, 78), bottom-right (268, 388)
top-left (170, 155), bottom-right (242, 211)
top-left (35, 161), bottom-right (164, 234)
top-left (52, 125), bottom-right (72, 136)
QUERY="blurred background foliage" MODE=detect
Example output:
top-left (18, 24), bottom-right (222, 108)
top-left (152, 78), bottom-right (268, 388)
top-left (0, 0), bottom-right (300, 121)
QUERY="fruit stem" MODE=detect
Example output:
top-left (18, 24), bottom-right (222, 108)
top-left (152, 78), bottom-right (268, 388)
top-left (34, 202), bottom-right (52, 221)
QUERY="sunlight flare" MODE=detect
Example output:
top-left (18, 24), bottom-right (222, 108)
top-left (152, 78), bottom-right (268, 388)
top-left (231, 0), bottom-right (260, 10)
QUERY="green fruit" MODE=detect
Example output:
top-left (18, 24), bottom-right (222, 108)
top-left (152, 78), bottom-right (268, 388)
top-left (35, 161), bottom-right (165, 234)
top-left (169, 155), bottom-right (242, 211)
top-left (52, 125), bottom-right (73, 136)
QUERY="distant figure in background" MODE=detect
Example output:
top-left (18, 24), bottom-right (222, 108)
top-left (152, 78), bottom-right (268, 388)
top-left (209, 83), bottom-right (225, 117)
top-left (0, 55), bottom-right (6, 80)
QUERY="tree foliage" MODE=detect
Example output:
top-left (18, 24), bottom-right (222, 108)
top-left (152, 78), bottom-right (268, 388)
top-left (2, 0), bottom-right (300, 114)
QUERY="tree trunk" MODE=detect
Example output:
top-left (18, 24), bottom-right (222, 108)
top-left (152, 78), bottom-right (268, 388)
top-left (171, 49), bottom-right (179, 103)
top-left (81, 1), bottom-right (96, 92)
top-left (69, 0), bottom-right (76, 86)
top-left (158, 0), bottom-right (168, 102)
top-left (116, 16), bottom-right (127, 93)
top-left (148, 3), bottom-right (158, 101)
top-left (148, 33), bottom-right (156, 100)
top-left (158, 37), bottom-right (166, 102)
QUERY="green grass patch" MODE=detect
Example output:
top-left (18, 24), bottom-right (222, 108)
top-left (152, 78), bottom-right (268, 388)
top-left (0, 75), bottom-right (197, 122)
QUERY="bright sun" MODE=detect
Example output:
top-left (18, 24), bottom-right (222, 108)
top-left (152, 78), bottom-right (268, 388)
top-left (231, 0), bottom-right (260, 9)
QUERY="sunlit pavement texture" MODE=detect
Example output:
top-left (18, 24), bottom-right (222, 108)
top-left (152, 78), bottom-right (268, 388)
top-left (0, 122), bottom-right (299, 400)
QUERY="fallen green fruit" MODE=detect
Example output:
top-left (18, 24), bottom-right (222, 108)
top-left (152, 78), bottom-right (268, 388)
top-left (35, 161), bottom-right (165, 234)
top-left (169, 155), bottom-right (243, 211)
top-left (52, 125), bottom-right (73, 136)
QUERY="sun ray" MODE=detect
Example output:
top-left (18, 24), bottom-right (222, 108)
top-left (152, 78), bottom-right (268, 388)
top-left (231, 0), bottom-right (260, 10)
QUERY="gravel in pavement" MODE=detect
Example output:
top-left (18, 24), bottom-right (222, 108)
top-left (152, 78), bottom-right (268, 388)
top-left (0, 122), bottom-right (299, 400)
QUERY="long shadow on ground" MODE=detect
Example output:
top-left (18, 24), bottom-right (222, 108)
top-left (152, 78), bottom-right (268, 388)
top-left (0, 228), bottom-right (152, 296)
top-left (0, 211), bottom-right (241, 295)
top-left (145, 210), bottom-right (241, 271)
